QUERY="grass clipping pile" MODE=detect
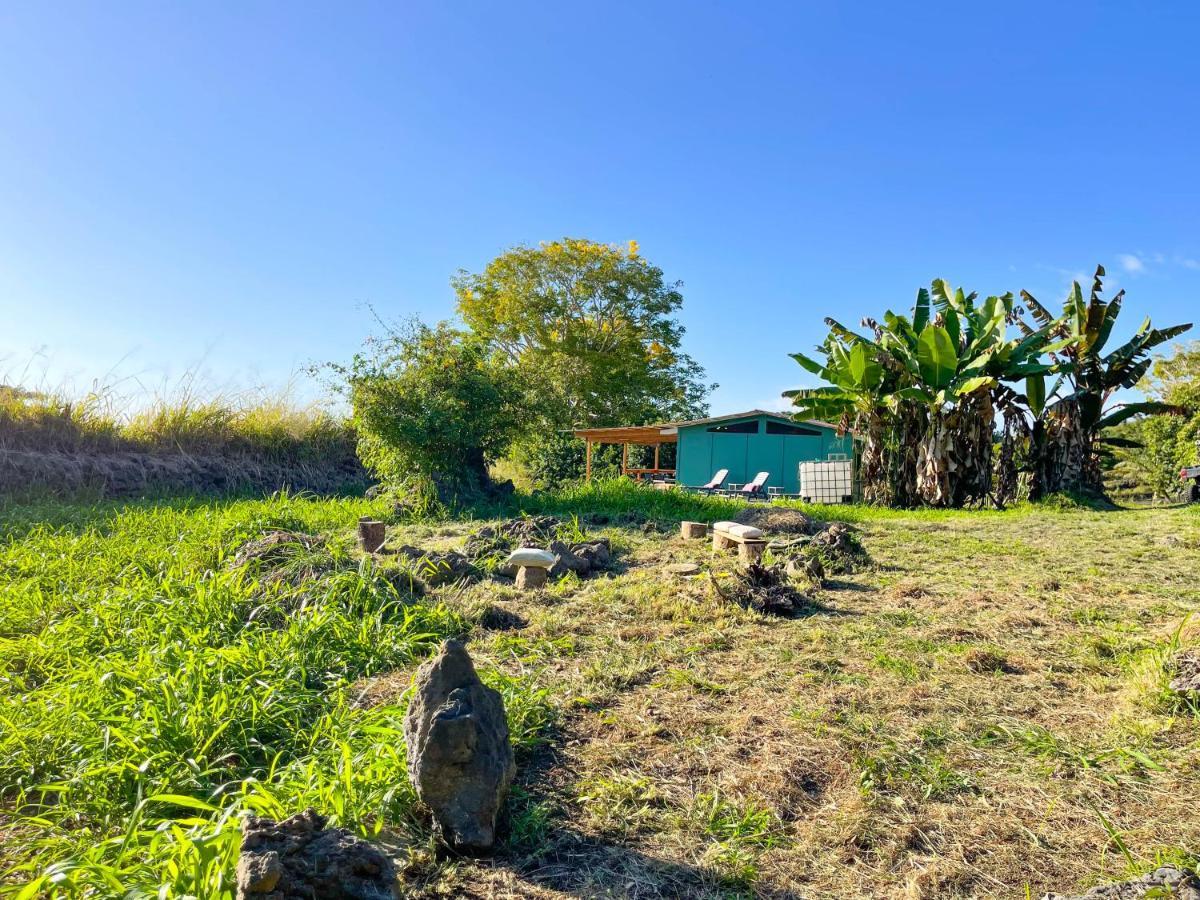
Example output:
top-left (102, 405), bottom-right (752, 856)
top-left (709, 519), bottom-right (868, 617)
top-left (710, 561), bottom-right (808, 616)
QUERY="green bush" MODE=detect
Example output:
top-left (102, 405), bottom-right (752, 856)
top-left (342, 321), bottom-right (520, 494)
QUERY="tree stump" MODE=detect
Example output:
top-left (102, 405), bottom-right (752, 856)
top-left (357, 518), bottom-right (386, 553)
top-left (680, 521), bottom-right (706, 540)
top-left (738, 540), bottom-right (767, 564)
top-left (515, 565), bottom-right (548, 590)
top-left (712, 532), bottom-right (736, 552)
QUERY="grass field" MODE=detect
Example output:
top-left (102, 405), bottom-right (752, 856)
top-left (2, 484), bottom-right (1198, 898)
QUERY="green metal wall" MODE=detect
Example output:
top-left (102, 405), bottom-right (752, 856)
top-left (674, 414), bottom-right (850, 494)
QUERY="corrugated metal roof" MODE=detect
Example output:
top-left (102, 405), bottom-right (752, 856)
top-left (662, 409), bottom-right (843, 432)
top-left (573, 410), bottom-right (849, 441)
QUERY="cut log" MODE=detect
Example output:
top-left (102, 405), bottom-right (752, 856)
top-left (515, 565), bottom-right (548, 590)
top-left (713, 532), bottom-right (737, 552)
top-left (680, 521), bottom-right (706, 540)
top-left (357, 518), bottom-right (386, 553)
top-left (738, 540), bottom-right (767, 564)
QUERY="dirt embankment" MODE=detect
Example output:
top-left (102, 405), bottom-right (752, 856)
top-left (0, 446), bottom-right (370, 499)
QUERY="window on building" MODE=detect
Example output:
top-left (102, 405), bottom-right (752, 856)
top-left (766, 421), bottom-right (821, 436)
top-left (706, 420), bottom-right (759, 433)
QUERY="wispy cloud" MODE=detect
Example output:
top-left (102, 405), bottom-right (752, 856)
top-left (1118, 253), bottom-right (1145, 274)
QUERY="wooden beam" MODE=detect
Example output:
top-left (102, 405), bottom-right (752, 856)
top-left (654, 444), bottom-right (660, 470)
top-left (585, 439), bottom-right (592, 481)
top-left (622, 442), bottom-right (629, 477)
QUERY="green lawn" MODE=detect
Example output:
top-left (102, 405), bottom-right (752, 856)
top-left (2, 487), bottom-right (1198, 898)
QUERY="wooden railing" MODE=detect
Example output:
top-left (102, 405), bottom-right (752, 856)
top-left (625, 467), bottom-right (676, 481)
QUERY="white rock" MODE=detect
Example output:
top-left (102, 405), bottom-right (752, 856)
top-left (504, 547), bottom-right (556, 569)
top-left (713, 522), bottom-right (763, 540)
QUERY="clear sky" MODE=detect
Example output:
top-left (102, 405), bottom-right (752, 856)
top-left (2, 2), bottom-right (1197, 414)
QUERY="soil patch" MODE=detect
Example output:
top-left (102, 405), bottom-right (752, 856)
top-left (733, 506), bottom-right (814, 535)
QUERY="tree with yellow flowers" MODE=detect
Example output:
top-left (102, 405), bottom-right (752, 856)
top-left (453, 238), bottom-right (713, 482)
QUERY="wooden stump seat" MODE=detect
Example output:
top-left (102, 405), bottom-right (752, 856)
top-left (711, 521), bottom-right (766, 562)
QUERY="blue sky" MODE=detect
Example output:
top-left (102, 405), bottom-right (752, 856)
top-left (2, 2), bottom-right (1198, 414)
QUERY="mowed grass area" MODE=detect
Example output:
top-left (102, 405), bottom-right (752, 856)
top-left (1, 486), bottom-right (1198, 898)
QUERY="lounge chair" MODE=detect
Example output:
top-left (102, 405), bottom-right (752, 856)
top-left (692, 468), bottom-right (729, 494)
top-left (738, 472), bottom-right (769, 500)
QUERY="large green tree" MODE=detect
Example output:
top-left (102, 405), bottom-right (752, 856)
top-left (1148, 339), bottom-right (1200, 410)
top-left (1107, 339), bottom-right (1200, 499)
top-left (454, 238), bottom-right (713, 432)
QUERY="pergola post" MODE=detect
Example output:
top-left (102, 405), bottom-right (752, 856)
top-left (572, 424), bottom-right (678, 486)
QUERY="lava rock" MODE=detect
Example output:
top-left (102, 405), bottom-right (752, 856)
top-left (403, 640), bottom-right (515, 852)
top-left (235, 809), bottom-right (398, 899)
top-left (571, 538), bottom-right (611, 571)
top-left (1041, 866), bottom-right (1200, 899)
top-left (1169, 650), bottom-right (1200, 695)
top-left (785, 555), bottom-right (824, 583)
top-left (548, 540), bottom-right (590, 578)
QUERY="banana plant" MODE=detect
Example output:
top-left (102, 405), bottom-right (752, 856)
top-left (1019, 265), bottom-right (1192, 493)
top-left (787, 280), bottom-right (1064, 506)
top-left (785, 327), bottom-right (922, 505)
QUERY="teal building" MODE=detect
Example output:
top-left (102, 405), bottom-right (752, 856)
top-left (669, 411), bottom-right (851, 495)
top-left (575, 409), bottom-right (853, 496)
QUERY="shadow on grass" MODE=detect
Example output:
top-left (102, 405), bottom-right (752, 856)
top-left (473, 725), bottom-right (797, 900)
top-left (820, 578), bottom-right (877, 593)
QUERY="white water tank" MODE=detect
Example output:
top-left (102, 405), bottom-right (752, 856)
top-left (799, 458), bottom-right (853, 504)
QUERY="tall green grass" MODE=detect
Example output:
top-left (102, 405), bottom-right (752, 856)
top-left (0, 381), bottom-right (353, 464)
top-left (0, 494), bottom-right (547, 897)
top-left (516, 477), bottom-right (1092, 524)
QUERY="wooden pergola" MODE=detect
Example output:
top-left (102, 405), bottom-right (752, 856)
top-left (573, 424), bottom-right (678, 481)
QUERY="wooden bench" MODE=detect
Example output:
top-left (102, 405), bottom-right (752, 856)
top-left (711, 521), bottom-right (767, 563)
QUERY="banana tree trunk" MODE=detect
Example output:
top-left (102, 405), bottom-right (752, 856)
top-left (858, 409), bottom-right (891, 505)
top-left (916, 393), bottom-right (995, 507)
top-left (1044, 398), bottom-right (1089, 494)
top-left (995, 408), bottom-right (1027, 507)
top-left (893, 403), bottom-right (925, 508)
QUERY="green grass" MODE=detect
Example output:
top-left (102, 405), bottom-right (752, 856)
top-left (0, 493), bottom-right (547, 897)
top-left (3, 484), bottom-right (1200, 898)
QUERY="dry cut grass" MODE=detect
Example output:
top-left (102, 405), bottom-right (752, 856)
top-left (382, 500), bottom-right (1200, 898)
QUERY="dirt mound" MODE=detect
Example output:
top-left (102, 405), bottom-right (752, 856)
top-left (710, 563), bottom-right (810, 616)
top-left (462, 516), bottom-right (612, 581)
top-left (393, 546), bottom-right (476, 587)
top-left (0, 447), bottom-right (368, 500)
top-left (807, 522), bottom-right (868, 574)
top-left (463, 516), bottom-right (561, 561)
top-left (733, 507), bottom-right (814, 535)
top-left (236, 809), bottom-right (398, 899)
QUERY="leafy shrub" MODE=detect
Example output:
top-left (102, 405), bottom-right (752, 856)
top-left (340, 321), bottom-right (520, 494)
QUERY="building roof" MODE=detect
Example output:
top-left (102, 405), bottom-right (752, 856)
top-left (573, 410), bottom-right (845, 443)
top-left (660, 409), bottom-right (842, 433)
top-left (572, 424), bottom-right (677, 444)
